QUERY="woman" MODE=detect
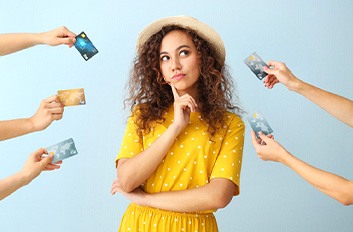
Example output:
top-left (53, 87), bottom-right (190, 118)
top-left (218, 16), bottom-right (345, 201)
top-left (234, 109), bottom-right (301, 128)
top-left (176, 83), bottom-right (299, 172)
top-left (111, 15), bottom-right (245, 231)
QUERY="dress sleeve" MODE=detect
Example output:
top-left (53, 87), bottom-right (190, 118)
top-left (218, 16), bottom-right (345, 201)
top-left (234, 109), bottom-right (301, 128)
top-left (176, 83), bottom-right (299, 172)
top-left (115, 113), bottom-right (144, 163)
top-left (210, 115), bottom-right (245, 196)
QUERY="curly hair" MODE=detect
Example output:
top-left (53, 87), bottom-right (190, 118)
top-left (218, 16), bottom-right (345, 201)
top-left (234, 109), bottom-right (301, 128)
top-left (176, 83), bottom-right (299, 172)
top-left (125, 25), bottom-right (242, 137)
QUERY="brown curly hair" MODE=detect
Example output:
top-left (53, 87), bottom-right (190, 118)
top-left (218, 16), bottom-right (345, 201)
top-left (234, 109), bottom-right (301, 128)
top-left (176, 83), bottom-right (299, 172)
top-left (125, 25), bottom-right (242, 137)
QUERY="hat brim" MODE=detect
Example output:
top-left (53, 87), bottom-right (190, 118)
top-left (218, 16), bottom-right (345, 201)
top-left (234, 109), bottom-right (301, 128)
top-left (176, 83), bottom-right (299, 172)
top-left (137, 15), bottom-right (225, 65)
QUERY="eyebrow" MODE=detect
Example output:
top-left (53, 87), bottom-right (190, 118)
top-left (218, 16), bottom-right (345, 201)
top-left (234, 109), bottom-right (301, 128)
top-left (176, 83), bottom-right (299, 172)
top-left (160, 45), bottom-right (191, 55)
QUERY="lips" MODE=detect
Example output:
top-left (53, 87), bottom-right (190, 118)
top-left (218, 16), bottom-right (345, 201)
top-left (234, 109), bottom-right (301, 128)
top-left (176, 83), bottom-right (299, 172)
top-left (172, 74), bottom-right (185, 80)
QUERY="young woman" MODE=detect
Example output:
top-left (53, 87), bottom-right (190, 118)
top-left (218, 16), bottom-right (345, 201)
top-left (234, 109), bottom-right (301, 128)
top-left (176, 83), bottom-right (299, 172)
top-left (111, 15), bottom-right (245, 232)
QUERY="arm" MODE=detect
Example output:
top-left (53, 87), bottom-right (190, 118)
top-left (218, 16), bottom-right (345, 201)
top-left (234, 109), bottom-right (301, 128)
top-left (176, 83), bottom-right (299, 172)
top-left (0, 95), bottom-right (64, 141)
top-left (0, 26), bottom-right (76, 56)
top-left (263, 61), bottom-right (353, 127)
top-left (0, 148), bottom-right (61, 201)
top-left (117, 84), bottom-right (198, 192)
top-left (117, 124), bottom-right (184, 193)
top-left (251, 131), bottom-right (353, 206)
top-left (111, 177), bottom-right (235, 212)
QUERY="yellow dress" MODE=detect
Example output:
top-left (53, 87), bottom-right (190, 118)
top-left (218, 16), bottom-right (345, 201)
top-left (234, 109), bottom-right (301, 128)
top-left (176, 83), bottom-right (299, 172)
top-left (116, 107), bottom-right (245, 232)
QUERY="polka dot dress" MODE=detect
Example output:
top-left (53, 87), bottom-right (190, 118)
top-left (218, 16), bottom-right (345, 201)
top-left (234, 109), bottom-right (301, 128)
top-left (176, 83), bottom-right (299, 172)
top-left (116, 107), bottom-right (245, 232)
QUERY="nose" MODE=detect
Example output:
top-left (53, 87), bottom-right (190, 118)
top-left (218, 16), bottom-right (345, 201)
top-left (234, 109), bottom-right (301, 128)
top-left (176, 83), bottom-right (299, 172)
top-left (171, 57), bottom-right (181, 71)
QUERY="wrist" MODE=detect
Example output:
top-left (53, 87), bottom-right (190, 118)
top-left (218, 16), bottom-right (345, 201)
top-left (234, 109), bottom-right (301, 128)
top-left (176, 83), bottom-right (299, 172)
top-left (142, 192), bottom-right (152, 207)
top-left (168, 123), bottom-right (182, 137)
top-left (15, 171), bottom-right (32, 187)
top-left (26, 33), bottom-right (43, 46)
top-left (27, 117), bottom-right (40, 132)
top-left (278, 149), bottom-right (292, 165)
top-left (288, 78), bottom-right (306, 93)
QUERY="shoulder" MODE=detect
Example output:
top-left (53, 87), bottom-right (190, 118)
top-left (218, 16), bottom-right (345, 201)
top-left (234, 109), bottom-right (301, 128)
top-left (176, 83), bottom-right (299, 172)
top-left (225, 111), bottom-right (244, 128)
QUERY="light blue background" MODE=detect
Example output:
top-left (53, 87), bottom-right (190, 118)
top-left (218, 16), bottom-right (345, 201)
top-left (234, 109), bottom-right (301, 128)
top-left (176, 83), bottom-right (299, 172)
top-left (1, 1), bottom-right (353, 231)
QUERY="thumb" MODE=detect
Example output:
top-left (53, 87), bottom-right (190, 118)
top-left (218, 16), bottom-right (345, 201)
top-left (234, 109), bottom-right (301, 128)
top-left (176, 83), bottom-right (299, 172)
top-left (61, 37), bottom-right (76, 45)
top-left (250, 130), bottom-right (260, 146)
top-left (263, 66), bottom-right (275, 75)
top-left (41, 154), bottom-right (54, 166)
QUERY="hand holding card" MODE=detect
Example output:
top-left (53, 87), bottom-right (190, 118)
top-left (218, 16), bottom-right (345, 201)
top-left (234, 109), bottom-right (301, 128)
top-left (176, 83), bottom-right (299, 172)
top-left (247, 112), bottom-right (273, 138)
top-left (244, 52), bottom-right (268, 80)
top-left (46, 138), bottom-right (78, 163)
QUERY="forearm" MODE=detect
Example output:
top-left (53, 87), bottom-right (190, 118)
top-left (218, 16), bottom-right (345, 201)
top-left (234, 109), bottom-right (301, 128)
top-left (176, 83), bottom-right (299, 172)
top-left (281, 151), bottom-right (353, 205)
top-left (139, 179), bottom-right (234, 212)
top-left (0, 118), bottom-right (35, 141)
top-left (118, 124), bottom-right (181, 192)
top-left (0, 172), bottom-right (28, 201)
top-left (294, 81), bottom-right (353, 127)
top-left (0, 33), bottom-right (43, 56)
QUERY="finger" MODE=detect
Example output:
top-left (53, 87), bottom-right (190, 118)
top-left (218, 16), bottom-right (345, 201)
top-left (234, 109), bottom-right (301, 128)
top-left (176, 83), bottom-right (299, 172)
top-left (263, 66), bottom-right (275, 75)
top-left (263, 75), bottom-right (270, 84)
top-left (69, 37), bottom-right (76, 44)
top-left (266, 76), bottom-right (278, 88)
top-left (177, 97), bottom-right (196, 112)
top-left (268, 79), bottom-right (279, 89)
top-left (61, 27), bottom-right (76, 38)
top-left (181, 97), bottom-right (197, 112)
top-left (258, 132), bottom-right (272, 144)
top-left (266, 60), bottom-right (280, 68)
top-left (44, 163), bottom-right (61, 171)
top-left (34, 147), bottom-right (47, 156)
top-left (41, 154), bottom-right (54, 166)
top-left (46, 103), bottom-right (63, 110)
top-left (60, 37), bottom-right (76, 45)
top-left (53, 160), bottom-right (63, 165)
top-left (250, 130), bottom-right (261, 147)
top-left (44, 95), bottom-right (59, 103)
top-left (111, 187), bottom-right (118, 195)
top-left (32, 148), bottom-right (47, 161)
top-left (111, 180), bottom-right (119, 194)
top-left (48, 107), bottom-right (64, 114)
top-left (171, 84), bottom-right (180, 100)
top-left (52, 113), bottom-right (63, 121)
top-left (189, 95), bottom-right (198, 110)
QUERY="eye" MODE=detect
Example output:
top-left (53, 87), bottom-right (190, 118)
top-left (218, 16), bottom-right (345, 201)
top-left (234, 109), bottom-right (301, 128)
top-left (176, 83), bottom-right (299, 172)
top-left (180, 50), bottom-right (189, 57)
top-left (160, 55), bottom-right (170, 61)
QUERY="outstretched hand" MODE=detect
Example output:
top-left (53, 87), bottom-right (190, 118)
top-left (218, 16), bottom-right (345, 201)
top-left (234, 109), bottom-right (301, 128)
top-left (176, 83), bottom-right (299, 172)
top-left (263, 61), bottom-right (300, 90)
top-left (250, 131), bottom-right (287, 162)
top-left (19, 148), bottom-right (62, 185)
top-left (40, 26), bottom-right (76, 48)
top-left (30, 95), bottom-right (64, 132)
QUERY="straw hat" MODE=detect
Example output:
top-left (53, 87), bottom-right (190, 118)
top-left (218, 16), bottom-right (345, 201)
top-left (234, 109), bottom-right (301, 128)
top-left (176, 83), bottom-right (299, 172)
top-left (137, 15), bottom-right (226, 65)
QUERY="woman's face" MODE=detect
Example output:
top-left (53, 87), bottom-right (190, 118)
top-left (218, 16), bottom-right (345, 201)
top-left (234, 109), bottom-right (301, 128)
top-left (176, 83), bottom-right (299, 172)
top-left (159, 30), bottom-right (200, 97)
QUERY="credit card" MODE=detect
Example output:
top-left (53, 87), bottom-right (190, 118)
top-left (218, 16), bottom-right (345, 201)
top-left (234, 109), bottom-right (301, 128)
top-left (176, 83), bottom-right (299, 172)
top-left (74, 31), bottom-right (98, 61)
top-left (57, 88), bottom-right (86, 106)
top-left (244, 52), bottom-right (268, 80)
top-left (247, 112), bottom-right (273, 138)
top-left (46, 138), bottom-right (78, 163)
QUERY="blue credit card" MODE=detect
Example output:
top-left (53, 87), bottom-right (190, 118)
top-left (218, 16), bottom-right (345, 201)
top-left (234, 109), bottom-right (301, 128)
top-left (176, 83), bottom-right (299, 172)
top-left (247, 112), bottom-right (273, 138)
top-left (46, 138), bottom-right (78, 163)
top-left (244, 52), bottom-right (268, 80)
top-left (74, 31), bottom-right (98, 61)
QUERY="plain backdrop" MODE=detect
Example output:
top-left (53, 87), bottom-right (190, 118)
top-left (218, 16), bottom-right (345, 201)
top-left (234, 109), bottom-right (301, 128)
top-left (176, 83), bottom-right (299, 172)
top-left (1, 1), bottom-right (352, 231)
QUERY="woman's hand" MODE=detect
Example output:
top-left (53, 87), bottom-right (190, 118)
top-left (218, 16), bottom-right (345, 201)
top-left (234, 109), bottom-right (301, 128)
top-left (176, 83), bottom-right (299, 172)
top-left (170, 84), bottom-right (198, 134)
